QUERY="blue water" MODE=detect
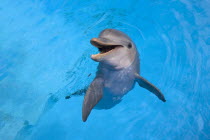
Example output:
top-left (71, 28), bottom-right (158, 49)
top-left (0, 0), bottom-right (209, 139)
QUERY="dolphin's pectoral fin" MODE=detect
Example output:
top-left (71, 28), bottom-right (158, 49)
top-left (135, 73), bottom-right (166, 102)
top-left (82, 77), bottom-right (104, 122)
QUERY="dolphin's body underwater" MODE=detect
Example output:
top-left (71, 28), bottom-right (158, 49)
top-left (82, 29), bottom-right (166, 122)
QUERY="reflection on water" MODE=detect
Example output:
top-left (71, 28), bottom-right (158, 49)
top-left (0, 0), bottom-right (209, 139)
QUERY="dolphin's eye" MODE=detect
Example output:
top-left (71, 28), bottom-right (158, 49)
top-left (128, 43), bottom-right (132, 48)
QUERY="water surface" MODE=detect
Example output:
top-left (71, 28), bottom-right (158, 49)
top-left (0, 0), bottom-right (209, 139)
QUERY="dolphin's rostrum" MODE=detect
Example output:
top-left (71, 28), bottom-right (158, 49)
top-left (82, 29), bottom-right (166, 122)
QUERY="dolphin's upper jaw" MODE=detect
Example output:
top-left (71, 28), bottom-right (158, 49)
top-left (90, 38), bottom-right (122, 61)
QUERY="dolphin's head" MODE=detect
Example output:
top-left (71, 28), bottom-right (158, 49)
top-left (90, 29), bottom-right (137, 69)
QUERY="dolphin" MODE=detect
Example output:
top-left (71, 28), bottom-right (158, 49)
top-left (82, 29), bottom-right (166, 122)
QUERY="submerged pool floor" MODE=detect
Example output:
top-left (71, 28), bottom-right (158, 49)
top-left (0, 0), bottom-right (209, 140)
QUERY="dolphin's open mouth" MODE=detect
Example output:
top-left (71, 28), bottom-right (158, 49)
top-left (98, 45), bottom-right (119, 54)
top-left (90, 38), bottom-right (122, 61)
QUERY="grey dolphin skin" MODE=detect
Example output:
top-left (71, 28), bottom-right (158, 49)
top-left (82, 29), bottom-right (166, 122)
